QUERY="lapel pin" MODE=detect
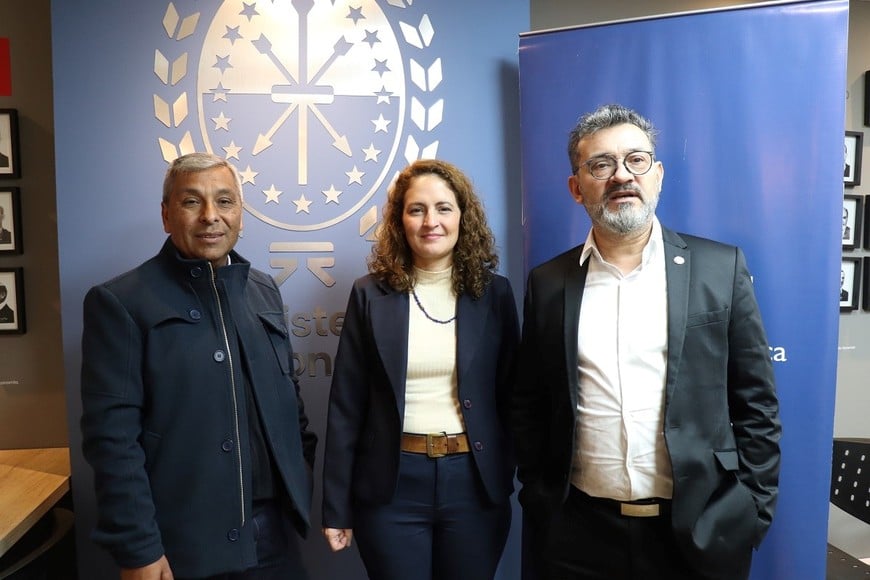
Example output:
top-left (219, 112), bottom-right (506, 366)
top-left (673, 256), bottom-right (685, 265)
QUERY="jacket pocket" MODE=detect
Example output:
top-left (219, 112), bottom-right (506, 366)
top-left (259, 311), bottom-right (292, 375)
top-left (685, 308), bottom-right (728, 328)
top-left (713, 448), bottom-right (739, 471)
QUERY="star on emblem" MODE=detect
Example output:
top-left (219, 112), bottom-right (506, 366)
top-left (239, 165), bottom-right (258, 185)
top-left (223, 25), bottom-right (242, 45)
top-left (363, 30), bottom-right (380, 48)
top-left (322, 185), bottom-right (342, 204)
top-left (212, 112), bottom-right (231, 131)
top-left (362, 143), bottom-right (381, 162)
top-left (375, 85), bottom-right (393, 104)
top-left (347, 6), bottom-right (365, 25)
top-left (346, 166), bottom-right (365, 185)
top-left (263, 184), bottom-right (282, 204)
top-left (240, 2), bottom-right (259, 22)
top-left (222, 141), bottom-right (242, 160)
top-left (372, 114), bottom-right (391, 133)
top-left (210, 82), bottom-right (229, 103)
top-left (213, 54), bottom-right (232, 74)
top-left (293, 194), bottom-right (313, 214)
top-left (372, 59), bottom-right (390, 77)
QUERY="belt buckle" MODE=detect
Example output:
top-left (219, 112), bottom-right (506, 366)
top-left (620, 502), bottom-right (660, 517)
top-left (426, 432), bottom-right (447, 458)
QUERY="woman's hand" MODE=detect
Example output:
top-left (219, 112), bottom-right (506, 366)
top-left (120, 555), bottom-right (173, 579)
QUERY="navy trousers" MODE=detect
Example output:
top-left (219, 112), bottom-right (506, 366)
top-left (354, 451), bottom-right (511, 580)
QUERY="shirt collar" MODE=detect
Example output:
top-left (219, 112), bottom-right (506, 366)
top-left (579, 216), bottom-right (664, 268)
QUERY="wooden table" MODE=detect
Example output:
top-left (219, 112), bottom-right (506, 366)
top-left (0, 447), bottom-right (71, 558)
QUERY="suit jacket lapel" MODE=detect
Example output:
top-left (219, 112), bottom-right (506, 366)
top-left (564, 251), bottom-right (588, 411)
top-left (456, 292), bottom-right (488, 392)
top-left (370, 288), bottom-right (410, 416)
top-left (662, 227), bottom-right (690, 403)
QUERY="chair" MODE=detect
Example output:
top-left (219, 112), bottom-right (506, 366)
top-left (0, 508), bottom-right (75, 580)
top-left (828, 438), bottom-right (870, 579)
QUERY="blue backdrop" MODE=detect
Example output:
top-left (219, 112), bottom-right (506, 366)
top-left (52, 1), bottom-right (527, 578)
top-left (518, 1), bottom-right (847, 578)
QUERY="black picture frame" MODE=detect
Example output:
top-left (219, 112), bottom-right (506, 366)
top-left (865, 195), bottom-right (870, 251)
top-left (865, 71), bottom-right (870, 127)
top-left (845, 131), bottom-right (863, 187)
top-left (864, 257), bottom-right (870, 311)
top-left (842, 194), bottom-right (863, 250)
top-left (0, 109), bottom-right (20, 179)
top-left (840, 257), bottom-right (861, 312)
top-left (0, 187), bottom-right (22, 254)
top-left (0, 267), bottom-right (25, 334)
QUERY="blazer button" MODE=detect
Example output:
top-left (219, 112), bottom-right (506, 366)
top-left (213, 350), bottom-right (226, 362)
top-left (189, 309), bottom-right (201, 321)
top-left (463, 399), bottom-right (472, 409)
top-left (221, 439), bottom-right (234, 452)
top-left (227, 528), bottom-right (239, 542)
top-left (474, 441), bottom-right (483, 451)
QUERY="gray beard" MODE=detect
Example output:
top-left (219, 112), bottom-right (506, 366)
top-left (588, 197), bottom-right (657, 235)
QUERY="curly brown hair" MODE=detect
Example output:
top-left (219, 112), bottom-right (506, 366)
top-left (368, 159), bottom-right (498, 299)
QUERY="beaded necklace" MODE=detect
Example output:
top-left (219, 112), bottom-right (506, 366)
top-left (411, 288), bottom-right (456, 324)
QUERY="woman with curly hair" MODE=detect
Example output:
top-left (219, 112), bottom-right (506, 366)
top-left (322, 159), bottom-right (519, 580)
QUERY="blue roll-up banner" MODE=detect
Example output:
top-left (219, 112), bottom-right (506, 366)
top-left (518, 1), bottom-right (846, 578)
top-left (52, 1), bottom-right (527, 578)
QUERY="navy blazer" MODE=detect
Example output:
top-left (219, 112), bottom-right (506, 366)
top-left (511, 227), bottom-right (781, 579)
top-left (322, 273), bottom-right (520, 529)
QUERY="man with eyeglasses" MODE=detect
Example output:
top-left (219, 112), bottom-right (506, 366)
top-left (511, 104), bottom-right (781, 580)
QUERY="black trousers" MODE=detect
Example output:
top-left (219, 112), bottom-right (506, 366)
top-left (542, 486), bottom-right (708, 580)
top-left (179, 500), bottom-right (307, 580)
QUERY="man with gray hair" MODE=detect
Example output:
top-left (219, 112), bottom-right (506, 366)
top-left (81, 152), bottom-right (316, 579)
top-left (511, 104), bottom-right (781, 579)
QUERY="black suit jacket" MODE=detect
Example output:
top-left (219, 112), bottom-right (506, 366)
top-left (511, 226), bottom-right (781, 578)
top-left (322, 273), bottom-right (520, 528)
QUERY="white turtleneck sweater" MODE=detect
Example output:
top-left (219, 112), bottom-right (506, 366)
top-left (403, 266), bottom-right (465, 435)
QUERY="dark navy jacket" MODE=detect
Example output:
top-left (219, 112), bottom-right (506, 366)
top-left (321, 273), bottom-right (520, 528)
top-left (81, 239), bottom-right (316, 577)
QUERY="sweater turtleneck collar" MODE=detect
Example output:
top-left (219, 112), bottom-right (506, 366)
top-left (413, 265), bottom-right (452, 286)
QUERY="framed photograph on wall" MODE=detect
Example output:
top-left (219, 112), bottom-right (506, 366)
top-left (865, 71), bottom-right (870, 127)
top-left (845, 131), bottom-right (863, 187)
top-left (0, 267), bottom-right (25, 334)
top-left (840, 257), bottom-right (861, 312)
top-left (864, 257), bottom-right (870, 311)
top-left (865, 195), bottom-right (870, 250)
top-left (0, 109), bottom-right (20, 179)
top-left (842, 194), bottom-right (863, 250)
top-left (0, 187), bottom-right (22, 254)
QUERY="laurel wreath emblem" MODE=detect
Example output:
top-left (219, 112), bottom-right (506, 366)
top-left (152, 0), bottom-right (443, 238)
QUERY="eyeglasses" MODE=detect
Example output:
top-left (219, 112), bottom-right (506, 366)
top-left (580, 151), bottom-right (654, 180)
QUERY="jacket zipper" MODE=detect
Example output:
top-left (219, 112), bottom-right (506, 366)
top-left (208, 263), bottom-right (246, 525)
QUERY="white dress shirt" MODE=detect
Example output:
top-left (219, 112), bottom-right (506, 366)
top-left (570, 218), bottom-right (674, 501)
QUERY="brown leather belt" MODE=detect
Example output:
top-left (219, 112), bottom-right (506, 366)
top-left (569, 485), bottom-right (669, 518)
top-left (401, 432), bottom-right (470, 458)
